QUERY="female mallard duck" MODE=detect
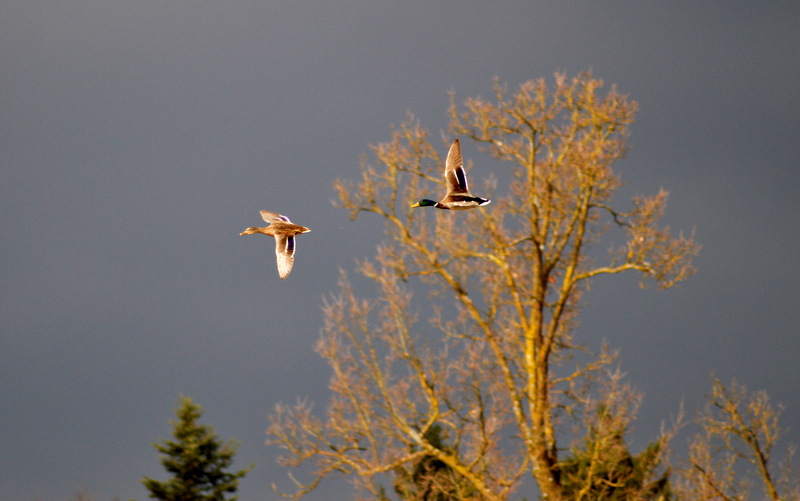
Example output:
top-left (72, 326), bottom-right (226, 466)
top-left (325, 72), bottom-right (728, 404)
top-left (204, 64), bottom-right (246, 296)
top-left (240, 210), bottom-right (311, 280)
top-left (411, 138), bottom-right (490, 210)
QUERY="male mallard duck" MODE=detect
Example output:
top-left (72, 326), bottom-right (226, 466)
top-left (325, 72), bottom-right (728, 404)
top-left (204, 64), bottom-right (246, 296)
top-left (240, 210), bottom-right (311, 280)
top-left (411, 138), bottom-right (490, 210)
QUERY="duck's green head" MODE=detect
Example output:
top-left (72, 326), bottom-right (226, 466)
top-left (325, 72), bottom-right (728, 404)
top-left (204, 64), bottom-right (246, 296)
top-left (411, 199), bottom-right (438, 208)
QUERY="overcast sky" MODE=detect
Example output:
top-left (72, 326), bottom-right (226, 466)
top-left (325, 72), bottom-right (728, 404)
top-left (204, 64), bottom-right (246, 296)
top-left (2, 2), bottom-right (799, 500)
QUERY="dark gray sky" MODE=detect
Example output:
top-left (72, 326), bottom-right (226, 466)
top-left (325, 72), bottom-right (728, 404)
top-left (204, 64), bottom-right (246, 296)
top-left (2, 2), bottom-right (799, 500)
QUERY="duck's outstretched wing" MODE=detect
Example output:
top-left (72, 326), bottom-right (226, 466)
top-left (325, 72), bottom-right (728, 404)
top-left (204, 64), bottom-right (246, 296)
top-left (273, 234), bottom-right (296, 280)
top-left (444, 139), bottom-right (469, 195)
top-left (261, 210), bottom-right (292, 224)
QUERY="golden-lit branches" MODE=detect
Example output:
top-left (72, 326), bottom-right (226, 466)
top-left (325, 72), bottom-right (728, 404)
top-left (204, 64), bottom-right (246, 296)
top-left (674, 378), bottom-right (800, 501)
top-left (269, 72), bottom-right (700, 500)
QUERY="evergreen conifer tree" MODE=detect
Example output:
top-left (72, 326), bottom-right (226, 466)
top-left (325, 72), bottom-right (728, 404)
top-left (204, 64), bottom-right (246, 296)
top-left (143, 396), bottom-right (253, 501)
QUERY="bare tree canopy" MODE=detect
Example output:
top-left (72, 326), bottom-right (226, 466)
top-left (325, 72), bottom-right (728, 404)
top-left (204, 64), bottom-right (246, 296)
top-left (268, 72), bottom-right (700, 500)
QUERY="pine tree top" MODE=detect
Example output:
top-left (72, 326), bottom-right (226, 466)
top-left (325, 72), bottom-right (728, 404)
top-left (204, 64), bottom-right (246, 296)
top-left (142, 396), bottom-right (253, 501)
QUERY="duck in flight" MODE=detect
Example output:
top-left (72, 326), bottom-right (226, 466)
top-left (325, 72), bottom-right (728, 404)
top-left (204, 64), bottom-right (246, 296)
top-left (411, 138), bottom-right (490, 210)
top-left (240, 210), bottom-right (311, 280)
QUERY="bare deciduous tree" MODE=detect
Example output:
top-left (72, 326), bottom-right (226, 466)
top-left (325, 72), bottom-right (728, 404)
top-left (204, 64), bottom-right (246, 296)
top-left (268, 72), bottom-right (700, 500)
top-left (674, 378), bottom-right (799, 501)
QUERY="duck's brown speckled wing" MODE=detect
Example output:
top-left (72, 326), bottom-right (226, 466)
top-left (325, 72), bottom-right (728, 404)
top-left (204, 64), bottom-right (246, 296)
top-left (443, 139), bottom-right (469, 195)
top-left (261, 210), bottom-right (291, 224)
